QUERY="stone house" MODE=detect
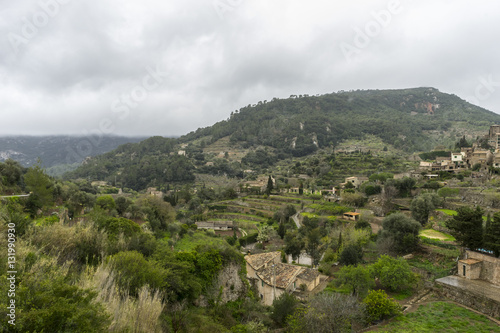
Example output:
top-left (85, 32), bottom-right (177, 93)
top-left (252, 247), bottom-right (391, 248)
top-left (466, 150), bottom-right (492, 168)
top-left (245, 252), bottom-right (320, 306)
top-left (487, 125), bottom-right (500, 149)
top-left (492, 152), bottom-right (500, 168)
top-left (147, 187), bottom-right (164, 198)
top-left (195, 221), bottom-right (234, 231)
top-left (343, 176), bottom-right (368, 189)
top-left (457, 250), bottom-right (500, 285)
top-left (240, 176), bottom-right (275, 193)
top-left (451, 152), bottom-right (465, 162)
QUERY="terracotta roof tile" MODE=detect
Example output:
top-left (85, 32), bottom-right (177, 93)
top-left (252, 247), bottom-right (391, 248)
top-left (257, 263), bottom-right (302, 289)
top-left (297, 268), bottom-right (319, 282)
top-left (244, 252), bottom-right (281, 271)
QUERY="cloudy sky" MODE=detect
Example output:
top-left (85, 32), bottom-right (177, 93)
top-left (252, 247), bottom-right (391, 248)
top-left (1, 0), bottom-right (500, 137)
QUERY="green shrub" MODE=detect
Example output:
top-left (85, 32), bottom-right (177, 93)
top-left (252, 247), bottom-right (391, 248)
top-left (363, 290), bottom-right (402, 323)
top-left (371, 255), bottom-right (416, 292)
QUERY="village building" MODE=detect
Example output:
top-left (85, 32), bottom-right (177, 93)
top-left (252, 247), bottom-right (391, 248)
top-left (146, 187), bottom-right (164, 198)
top-left (240, 176), bottom-right (276, 193)
top-left (245, 252), bottom-right (321, 306)
top-left (491, 152), bottom-right (500, 168)
top-left (436, 250), bottom-right (500, 318)
top-left (457, 250), bottom-right (500, 285)
top-left (451, 152), bottom-right (465, 162)
top-left (195, 221), bottom-right (234, 231)
top-left (342, 176), bottom-right (368, 189)
top-left (466, 150), bottom-right (491, 168)
top-left (487, 124), bottom-right (500, 149)
top-left (178, 150), bottom-right (186, 156)
top-left (343, 212), bottom-right (361, 221)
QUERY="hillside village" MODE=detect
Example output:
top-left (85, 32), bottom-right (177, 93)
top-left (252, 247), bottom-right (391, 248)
top-left (2, 115), bottom-right (500, 330)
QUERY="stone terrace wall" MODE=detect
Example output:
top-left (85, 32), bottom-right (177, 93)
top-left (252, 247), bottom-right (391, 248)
top-left (435, 281), bottom-right (500, 319)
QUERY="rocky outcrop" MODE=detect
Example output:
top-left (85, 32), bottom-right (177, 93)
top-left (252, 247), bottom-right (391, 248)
top-left (196, 262), bottom-right (247, 307)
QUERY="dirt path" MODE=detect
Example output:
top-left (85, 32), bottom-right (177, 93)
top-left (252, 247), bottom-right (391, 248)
top-left (291, 212), bottom-right (301, 228)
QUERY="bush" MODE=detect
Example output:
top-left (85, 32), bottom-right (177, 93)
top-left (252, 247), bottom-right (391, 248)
top-left (355, 219), bottom-right (371, 230)
top-left (339, 244), bottom-right (363, 266)
top-left (371, 255), bottom-right (416, 292)
top-left (108, 251), bottom-right (168, 295)
top-left (271, 293), bottom-right (298, 327)
top-left (363, 290), bottom-right (402, 323)
top-left (378, 213), bottom-right (421, 254)
top-left (341, 192), bottom-right (366, 208)
top-left (335, 265), bottom-right (374, 297)
top-left (96, 195), bottom-right (116, 210)
top-left (239, 233), bottom-right (258, 247)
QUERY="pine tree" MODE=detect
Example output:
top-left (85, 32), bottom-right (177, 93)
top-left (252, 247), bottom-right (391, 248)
top-left (266, 175), bottom-right (274, 195)
top-left (485, 213), bottom-right (500, 257)
top-left (278, 221), bottom-right (286, 239)
top-left (446, 206), bottom-right (484, 250)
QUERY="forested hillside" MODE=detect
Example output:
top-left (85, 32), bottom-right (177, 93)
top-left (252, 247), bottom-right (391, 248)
top-left (0, 135), bottom-right (145, 167)
top-left (65, 87), bottom-right (500, 190)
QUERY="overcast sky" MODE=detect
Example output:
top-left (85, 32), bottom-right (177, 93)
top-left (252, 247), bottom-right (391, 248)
top-left (1, 0), bottom-right (500, 137)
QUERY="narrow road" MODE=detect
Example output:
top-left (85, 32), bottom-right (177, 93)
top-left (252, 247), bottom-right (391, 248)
top-left (291, 212), bottom-right (301, 229)
top-left (0, 194), bottom-right (30, 198)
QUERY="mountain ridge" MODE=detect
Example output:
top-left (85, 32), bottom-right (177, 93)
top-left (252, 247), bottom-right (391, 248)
top-left (64, 87), bottom-right (500, 190)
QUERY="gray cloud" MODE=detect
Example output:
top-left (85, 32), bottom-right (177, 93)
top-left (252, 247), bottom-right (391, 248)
top-left (1, 0), bottom-right (500, 136)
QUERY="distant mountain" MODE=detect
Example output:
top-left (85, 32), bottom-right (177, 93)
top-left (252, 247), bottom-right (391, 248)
top-left (65, 88), bottom-right (500, 190)
top-left (0, 135), bottom-right (146, 168)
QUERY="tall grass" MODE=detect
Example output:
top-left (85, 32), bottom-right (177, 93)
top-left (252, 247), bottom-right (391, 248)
top-left (80, 264), bottom-right (165, 332)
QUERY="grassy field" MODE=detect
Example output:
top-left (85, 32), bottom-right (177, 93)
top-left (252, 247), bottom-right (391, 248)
top-left (372, 302), bottom-right (499, 332)
top-left (420, 229), bottom-right (455, 241)
top-left (436, 209), bottom-right (488, 221)
top-left (436, 209), bottom-right (458, 216)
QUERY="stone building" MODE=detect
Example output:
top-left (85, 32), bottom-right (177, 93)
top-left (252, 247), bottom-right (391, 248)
top-left (487, 124), bottom-right (500, 149)
top-left (343, 176), bottom-right (369, 189)
top-left (195, 221), bottom-right (234, 231)
top-left (457, 250), bottom-right (500, 285)
top-left (466, 150), bottom-right (492, 168)
top-left (343, 212), bottom-right (361, 221)
top-left (245, 252), bottom-right (320, 306)
top-left (436, 250), bottom-right (500, 318)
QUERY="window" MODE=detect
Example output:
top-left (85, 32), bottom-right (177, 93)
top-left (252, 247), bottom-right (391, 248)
top-left (261, 281), bottom-right (264, 287)
top-left (463, 265), bottom-right (466, 277)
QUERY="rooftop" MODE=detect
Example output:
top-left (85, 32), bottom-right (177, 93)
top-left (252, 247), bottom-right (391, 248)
top-left (436, 276), bottom-right (500, 303)
top-left (297, 267), bottom-right (320, 282)
top-left (245, 252), bottom-right (281, 271)
top-left (459, 258), bottom-right (482, 265)
top-left (257, 262), bottom-right (303, 289)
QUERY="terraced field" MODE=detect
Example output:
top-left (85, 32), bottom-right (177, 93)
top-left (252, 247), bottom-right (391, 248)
top-left (202, 195), bottom-right (353, 236)
top-left (202, 195), bottom-right (314, 232)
